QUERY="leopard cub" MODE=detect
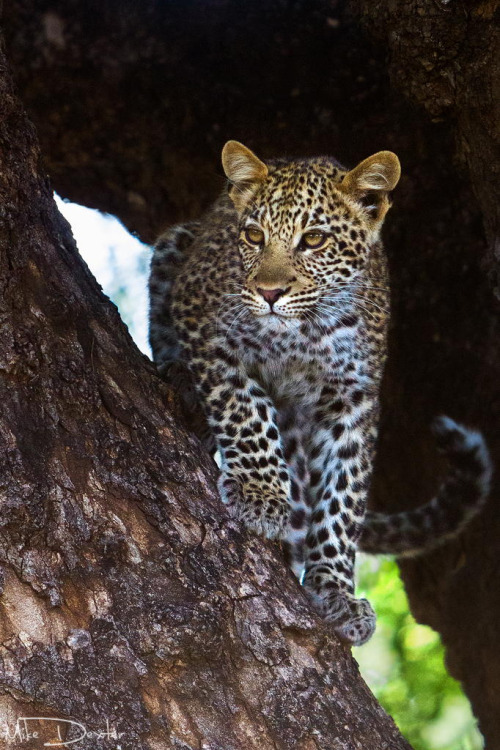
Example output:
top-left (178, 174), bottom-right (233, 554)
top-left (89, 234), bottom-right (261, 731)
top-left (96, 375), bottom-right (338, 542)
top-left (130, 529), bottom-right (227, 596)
top-left (149, 141), bottom-right (491, 645)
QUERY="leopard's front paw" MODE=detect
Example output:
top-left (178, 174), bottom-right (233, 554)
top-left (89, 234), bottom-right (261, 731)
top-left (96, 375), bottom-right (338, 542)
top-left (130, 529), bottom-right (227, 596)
top-left (322, 593), bottom-right (376, 646)
top-left (304, 572), bottom-right (376, 646)
top-left (218, 473), bottom-right (289, 540)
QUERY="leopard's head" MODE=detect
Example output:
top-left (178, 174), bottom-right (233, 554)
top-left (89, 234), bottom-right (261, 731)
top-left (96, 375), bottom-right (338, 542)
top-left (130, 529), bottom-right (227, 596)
top-left (222, 140), bottom-right (400, 321)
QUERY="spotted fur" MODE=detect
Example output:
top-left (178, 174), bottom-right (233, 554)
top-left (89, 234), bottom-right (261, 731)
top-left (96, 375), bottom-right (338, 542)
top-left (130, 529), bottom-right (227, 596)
top-left (149, 141), bottom-right (491, 646)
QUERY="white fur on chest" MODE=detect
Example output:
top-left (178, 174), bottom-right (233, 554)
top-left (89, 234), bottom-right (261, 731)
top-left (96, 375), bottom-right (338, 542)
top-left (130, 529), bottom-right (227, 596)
top-left (238, 315), bottom-right (366, 405)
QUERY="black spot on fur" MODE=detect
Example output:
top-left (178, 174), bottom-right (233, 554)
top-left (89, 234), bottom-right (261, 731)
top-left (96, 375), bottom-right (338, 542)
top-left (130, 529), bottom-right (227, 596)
top-left (336, 471), bottom-right (348, 491)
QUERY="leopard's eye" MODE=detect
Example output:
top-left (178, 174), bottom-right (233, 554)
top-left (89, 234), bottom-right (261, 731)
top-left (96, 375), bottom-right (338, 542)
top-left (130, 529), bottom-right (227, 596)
top-left (301, 231), bottom-right (327, 249)
top-left (244, 227), bottom-right (265, 245)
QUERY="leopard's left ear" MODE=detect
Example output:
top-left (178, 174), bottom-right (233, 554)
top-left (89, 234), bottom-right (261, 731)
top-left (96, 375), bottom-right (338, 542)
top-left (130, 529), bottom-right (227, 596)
top-left (339, 151), bottom-right (401, 223)
top-left (222, 140), bottom-right (268, 211)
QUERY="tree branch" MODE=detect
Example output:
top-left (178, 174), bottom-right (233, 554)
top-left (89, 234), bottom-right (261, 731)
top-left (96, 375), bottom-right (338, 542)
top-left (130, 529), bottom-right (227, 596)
top-left (0, 32), bottom-right (411, 750)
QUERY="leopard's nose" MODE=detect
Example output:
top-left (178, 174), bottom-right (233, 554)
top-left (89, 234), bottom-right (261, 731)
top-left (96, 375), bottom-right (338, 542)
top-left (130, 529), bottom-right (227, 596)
top-left (257, 287), bottom-right (290, 306)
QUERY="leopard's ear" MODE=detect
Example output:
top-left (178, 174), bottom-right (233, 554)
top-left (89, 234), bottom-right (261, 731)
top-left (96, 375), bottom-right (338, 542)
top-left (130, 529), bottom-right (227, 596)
top-left (339, 151), bottom-right (401, 224)
top-left (222, 141), bottom-right (268, 210)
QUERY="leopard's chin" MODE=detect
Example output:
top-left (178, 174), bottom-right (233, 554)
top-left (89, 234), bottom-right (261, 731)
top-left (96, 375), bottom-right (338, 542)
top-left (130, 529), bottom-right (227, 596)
top-left (258, 311), bottom-right (301, 327)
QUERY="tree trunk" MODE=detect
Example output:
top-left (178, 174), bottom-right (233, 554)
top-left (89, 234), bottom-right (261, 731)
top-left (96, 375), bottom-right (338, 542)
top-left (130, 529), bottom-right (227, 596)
top-left (349, 3), bottom-right (500, 747)
top-left (2, 0), bottom-right (499, 746)
top-left (0, 28), bottom-right (411, 750)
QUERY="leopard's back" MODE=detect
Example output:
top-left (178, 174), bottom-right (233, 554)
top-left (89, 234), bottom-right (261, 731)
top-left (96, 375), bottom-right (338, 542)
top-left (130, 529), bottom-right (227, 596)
top-left (149, 221), bottom-right (202, 375)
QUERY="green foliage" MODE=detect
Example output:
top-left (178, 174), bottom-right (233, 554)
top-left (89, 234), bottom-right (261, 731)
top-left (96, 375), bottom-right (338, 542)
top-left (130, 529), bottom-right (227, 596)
top-left (355, 556), bottom-right (483, 750)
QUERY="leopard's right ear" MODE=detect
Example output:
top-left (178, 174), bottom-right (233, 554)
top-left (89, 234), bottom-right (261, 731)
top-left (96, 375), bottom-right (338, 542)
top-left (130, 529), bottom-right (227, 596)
top-left (222, 141), bottom-right (268, 211)
top-left (339, 151), bottom-right (401, 226)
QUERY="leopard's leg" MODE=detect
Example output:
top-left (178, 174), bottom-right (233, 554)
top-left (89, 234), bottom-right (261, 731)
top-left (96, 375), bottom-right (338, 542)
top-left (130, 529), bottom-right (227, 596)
top-left (303, 383), bottom-right (379, 646)
top-left (184, 349), bottom-right (291, 540)
top-left (278, 406), bottom-right (312, 580)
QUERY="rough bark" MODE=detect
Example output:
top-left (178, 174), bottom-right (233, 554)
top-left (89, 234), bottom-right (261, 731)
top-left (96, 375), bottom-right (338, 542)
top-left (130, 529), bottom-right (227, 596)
top-left (0, 25), bottom-right (412, 750)
top-left (348, 4), bottom-right (500, 747)
top-left (2, 0), bottom-right (500, 746)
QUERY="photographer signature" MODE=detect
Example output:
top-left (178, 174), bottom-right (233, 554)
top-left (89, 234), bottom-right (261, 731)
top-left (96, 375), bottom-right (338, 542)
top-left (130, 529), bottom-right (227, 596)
top-left (0, 716), bottom-right (126, 746)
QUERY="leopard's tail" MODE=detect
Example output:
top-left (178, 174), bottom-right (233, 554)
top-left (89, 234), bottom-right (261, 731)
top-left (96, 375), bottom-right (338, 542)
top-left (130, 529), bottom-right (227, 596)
top-left (359, 416), bottom-right (492, 557)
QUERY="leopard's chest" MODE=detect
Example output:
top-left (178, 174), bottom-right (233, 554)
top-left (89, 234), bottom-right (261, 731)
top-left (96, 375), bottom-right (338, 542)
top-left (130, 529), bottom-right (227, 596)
top-left (238, 318), bottom-right (363, 405)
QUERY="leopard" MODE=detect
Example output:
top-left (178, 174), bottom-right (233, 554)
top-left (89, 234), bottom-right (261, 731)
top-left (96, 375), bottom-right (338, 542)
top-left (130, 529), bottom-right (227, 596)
top-left (149, 140), bottom-right (492, 646)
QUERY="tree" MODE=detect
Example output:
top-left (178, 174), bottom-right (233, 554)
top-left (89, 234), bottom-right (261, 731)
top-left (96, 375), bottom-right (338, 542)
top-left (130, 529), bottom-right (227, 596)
top-left (0, 11), bottom-right (411, 750)
top-left (350, 3), bottom-right (500, 746)
top-left (1, 0), bottom-right (499, 747)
